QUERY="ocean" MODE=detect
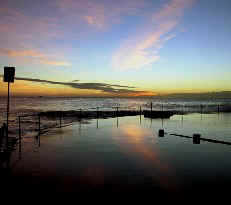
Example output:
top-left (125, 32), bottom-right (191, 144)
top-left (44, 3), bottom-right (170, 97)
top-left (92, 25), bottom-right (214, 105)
top-left (1, 97), bottom-right (231, 198)
top-left (0, 96), bottom-right (231, 138)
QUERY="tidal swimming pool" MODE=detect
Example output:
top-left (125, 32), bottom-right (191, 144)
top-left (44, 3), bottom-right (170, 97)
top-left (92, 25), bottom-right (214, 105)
top-left (5, 113), bottom-right (231, 199)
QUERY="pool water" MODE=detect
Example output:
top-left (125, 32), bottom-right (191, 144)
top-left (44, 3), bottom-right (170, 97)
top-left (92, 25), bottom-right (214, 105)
top-left (4, 113), bottom-right (231, 200)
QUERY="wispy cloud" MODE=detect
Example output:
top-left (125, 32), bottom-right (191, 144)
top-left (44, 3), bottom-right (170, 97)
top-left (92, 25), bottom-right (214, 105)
top-left (0, 48), bottom-right (45, 58)
top-left (0, 6), bottom-right (69, 67)
top-left (0, 7), bottom-right (62, 44)
top-left (112, 0), bottom-right (196, 70)
top-left (57, 0), bottom-right (146, 29)
top-left (0, 75), bottom-right (141, 94)
top-left (153, 0), bottom-right (195, 21)
top-left (0, 48), bottom-right (71, 67)
top-left (39, 59), bottom-right (71, 67)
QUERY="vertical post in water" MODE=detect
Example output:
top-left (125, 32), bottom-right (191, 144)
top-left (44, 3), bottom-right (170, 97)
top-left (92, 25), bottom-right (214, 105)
top-left (6, 82), bottom-right (10, 150)
top-left (181, 104), bottom-right (184, 125)
top-left (38, 114), bottom-right (40, 147)
top-left (38, 114), bottom-right (40, 135)
top-left (116, 106), bottom-right (119, 117)
top-left (0, 127), bottom-right (2, 151)
top-left (3, 66), bottom-right (15, 151)
top-left (59, 111), bottom-right (62, 128)
top-left (200, 104), bottom-right (203, 114)
top-left (97, 107), bottom-right (99, 118)
top-left (217, 104), bottom-right (220, 114)
top-left (139, 106), bottom-right (142, 124)
top-left (18, 116), bottom-right (21, 153)
top-left (151, 102), bottom-right (152, 114)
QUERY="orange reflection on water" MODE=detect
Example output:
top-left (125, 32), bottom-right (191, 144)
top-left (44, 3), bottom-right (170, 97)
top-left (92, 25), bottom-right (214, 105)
top-left (112, 124), bottom-right (179, 194)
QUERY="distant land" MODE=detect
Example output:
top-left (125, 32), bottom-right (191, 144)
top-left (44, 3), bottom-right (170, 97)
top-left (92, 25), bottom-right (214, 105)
top-left (1, 91), bottom-right (231, 99)
top-left (157, 91), bottom-right (231, 100)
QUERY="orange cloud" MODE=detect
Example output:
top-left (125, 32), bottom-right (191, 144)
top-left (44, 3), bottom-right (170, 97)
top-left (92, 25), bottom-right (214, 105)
top-left (40, 59), bottom-right (71, 67)
top-left (83, 15), bottom-right (104, 28)
top-left (0, 48), bottom-right (71, 67)
top-left (112, 0), bottom-right (196, 70)
top-left (0, 48), bottom-right (45, 58)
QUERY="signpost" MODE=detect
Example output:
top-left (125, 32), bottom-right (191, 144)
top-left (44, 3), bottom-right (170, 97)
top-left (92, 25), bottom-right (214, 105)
top-left (3, 66), bottom-right (15, 149)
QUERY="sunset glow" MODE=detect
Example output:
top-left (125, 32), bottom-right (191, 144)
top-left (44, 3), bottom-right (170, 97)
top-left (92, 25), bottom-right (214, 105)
top-left (1, 0), bottom-right (231, 97)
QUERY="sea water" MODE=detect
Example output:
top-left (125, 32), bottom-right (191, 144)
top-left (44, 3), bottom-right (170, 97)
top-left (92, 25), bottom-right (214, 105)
top-left (7, 113), bottom-right (231, 197)
top-left (0, 96), bottom-right (230, 138)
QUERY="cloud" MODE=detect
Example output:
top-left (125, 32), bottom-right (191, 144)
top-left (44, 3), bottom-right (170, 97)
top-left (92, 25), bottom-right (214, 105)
top-left (0, 48), bottom-right (45, 58)
top-left (39, 59), bottom-right (71, 67)
top-left (83, 15), bottom-right (104, 28)
top-left (57, 0), bottom-right (146, 28)
top-left (0, 48), bottom-right (71, 67)
top-left (0, 75), bottom-right (143, 94)
top-left (112, 0), bottom-right (196, 70)
top-left (153, 0), bottom-right (195, 21)
top-left (0, 7), bottom-right (62, 45)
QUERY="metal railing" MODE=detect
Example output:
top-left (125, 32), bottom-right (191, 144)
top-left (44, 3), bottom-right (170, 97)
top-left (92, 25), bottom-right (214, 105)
top-left (17, 106), bottom-right (142, 142)
top-left (0, 102), bottom-right (229, 156)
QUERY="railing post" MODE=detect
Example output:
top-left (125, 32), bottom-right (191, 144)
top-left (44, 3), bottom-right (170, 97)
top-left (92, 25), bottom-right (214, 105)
top-left (97, 107), bottom-right (99, 118)
top-left (59, 111), bottom-right (62, 128)
top-left (18, 116), bottom-right (21, 153)
top-left (0, 126), bottom-right (2, 150)
top-left (38, 114), bottom-right (40, 147)
top-left (6, 82), bottom-right (10, 151)
top-left (38, 114), bottom-right (40, 135)
top-left (3, 123), bottom-right (7, 150)
top-left (139, 106), bottom-right (142, 124)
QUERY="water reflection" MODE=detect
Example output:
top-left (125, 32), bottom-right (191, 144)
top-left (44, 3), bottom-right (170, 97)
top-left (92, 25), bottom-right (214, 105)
top-left (111, 124), bottom-right (179, 194)
top-left (1, 113), bottom-right (230, 197)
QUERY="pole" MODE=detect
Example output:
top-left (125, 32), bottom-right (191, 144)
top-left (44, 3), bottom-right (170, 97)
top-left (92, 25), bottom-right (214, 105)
top-left (18, 116), bottom-right (21, 153)
top-left (140, 106), bottom-right (142, 125)
top-left (38, 114), bottom-right (40, 135)
top-left (6, 82), bottom-right (10, 150)
top-left (38, 114), bottom-right (40, 147)
top-left (59, 112), bottom-right (62, 128)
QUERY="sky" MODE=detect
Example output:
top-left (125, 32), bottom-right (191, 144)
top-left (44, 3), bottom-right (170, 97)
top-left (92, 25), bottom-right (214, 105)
top-left (0, 0), bottom-right (231, 97)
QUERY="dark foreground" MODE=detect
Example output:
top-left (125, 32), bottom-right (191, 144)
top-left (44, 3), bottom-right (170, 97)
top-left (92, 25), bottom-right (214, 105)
top-left (1, 173), bottom-right (230, 203)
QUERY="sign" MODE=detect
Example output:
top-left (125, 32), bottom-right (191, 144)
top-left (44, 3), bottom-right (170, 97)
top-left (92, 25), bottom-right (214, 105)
top-left (4, 67), bottom-right (15, 83)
